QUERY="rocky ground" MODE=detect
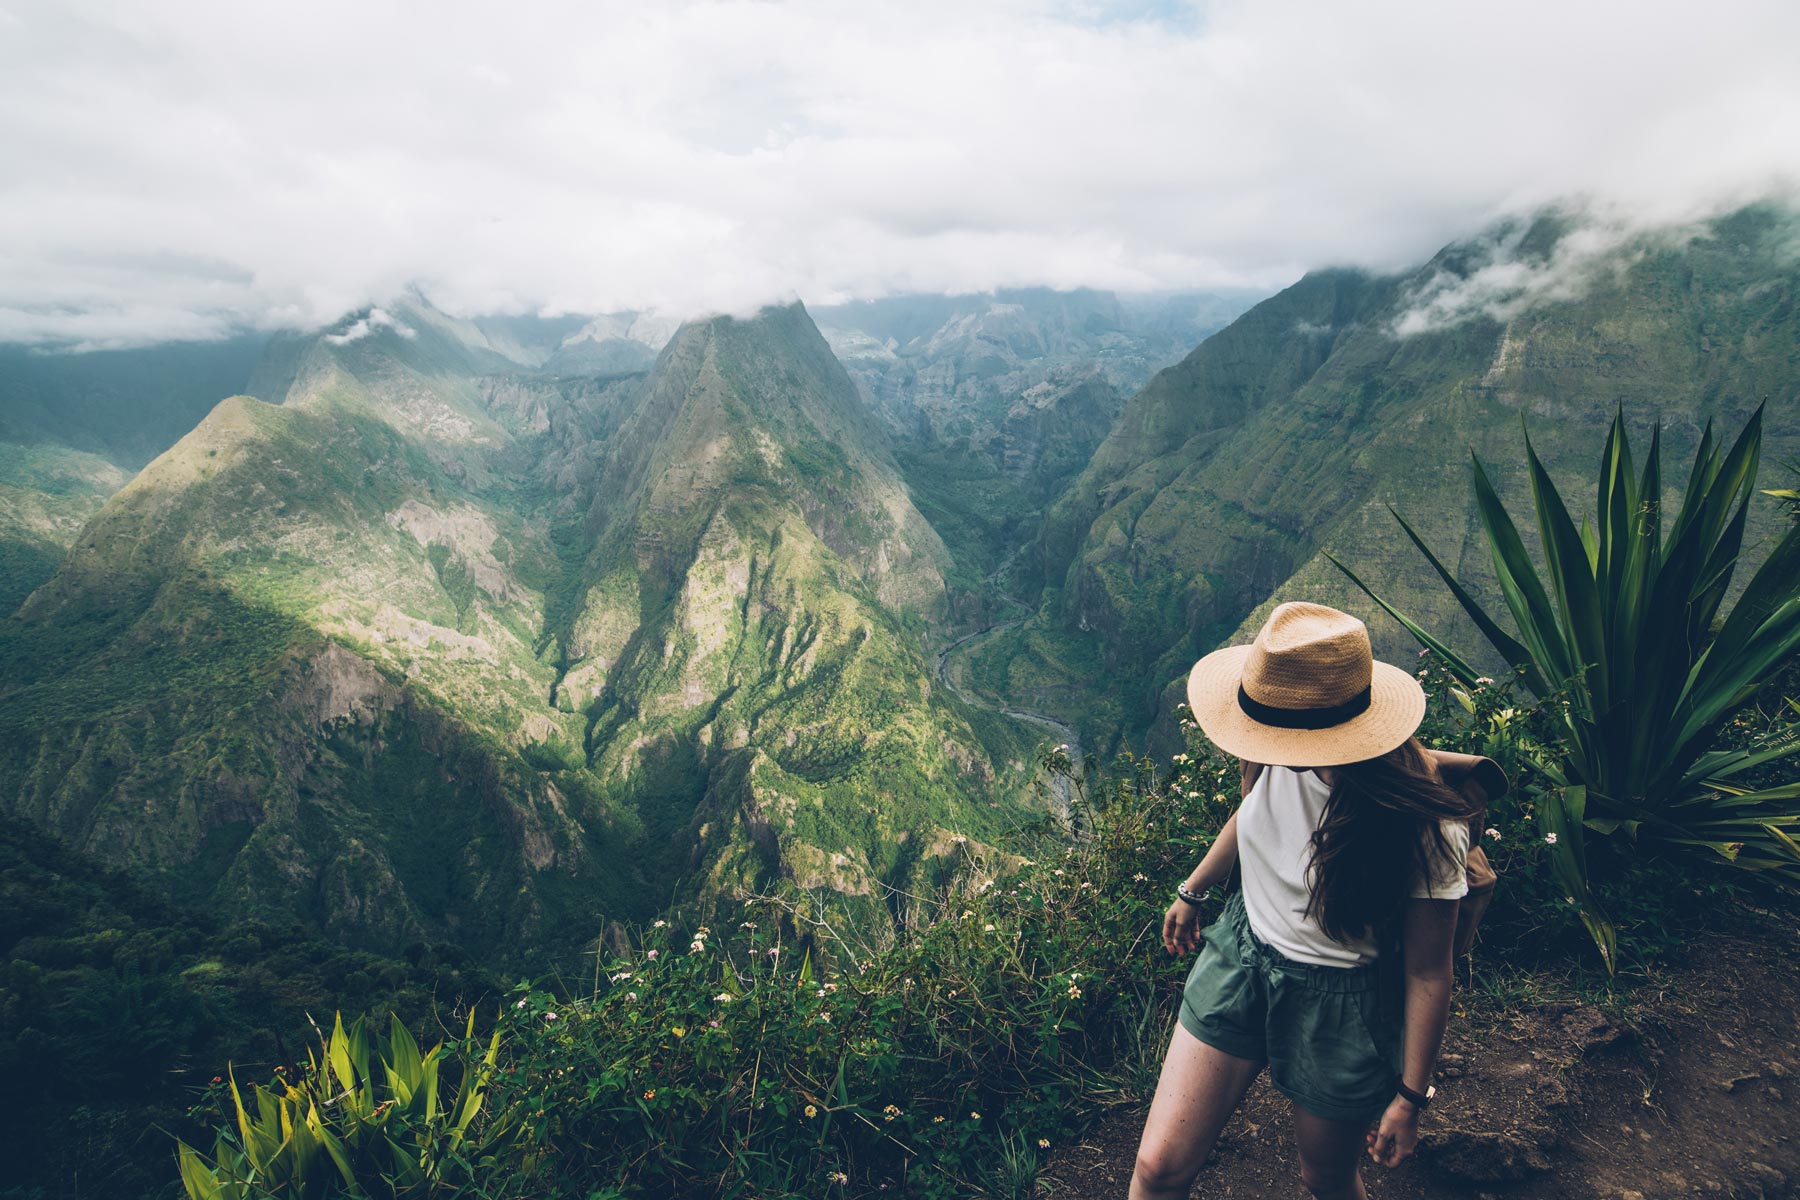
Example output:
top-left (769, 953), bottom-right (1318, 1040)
top-left (1042, 919), bottom-right (1800, 1199)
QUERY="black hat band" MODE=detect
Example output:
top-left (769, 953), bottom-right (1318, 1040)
top-left (1236, 683), bottom-right (1372, 730)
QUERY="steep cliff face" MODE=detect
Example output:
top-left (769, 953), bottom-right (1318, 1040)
top-left (555, 304), bottom-right (1037, 926)
top-left (979, 206), bottom-right (1800, 751)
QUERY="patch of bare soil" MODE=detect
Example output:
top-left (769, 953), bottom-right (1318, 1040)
top-left (1041, 925), bottom-right (1800, 1199)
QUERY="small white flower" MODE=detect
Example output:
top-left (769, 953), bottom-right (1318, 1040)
top-left (653, 920), bottom-right (667, 928)
top-left (1485, 828), bottom-right (1502, 841)
top-left (544, 1012), bottom-right (558, 1021)
top-left (625, 992), bottom-right (638, 1001)
top-left (1055, 744), bottom-right (1069, 752)
top-left (1545, 832), bottom-right (1559, 845)
top-left (714, 992), bottom-right (733, 1002)
top-left (984, 923), bottom-right (996, 932)
top-left (1038, 1138), bottom-right (1050, 1149)
top-left (1475, 676), bottom-right (1494, 685)
top-left (646, 949), bottom-right (659, 960)
top-left (1132, 872), bottom-right (1147, 881)
top-left (515, 998), bottom-right (528, 1008)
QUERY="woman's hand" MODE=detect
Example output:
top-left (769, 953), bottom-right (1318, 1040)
top-left (1162, 897), bottom-right (1203, 956)
top-left (1366, 1096), bottom-right (1421, 1167)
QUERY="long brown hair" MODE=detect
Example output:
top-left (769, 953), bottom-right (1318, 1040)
top-left (1304, 737), bottom-right (1477, 943)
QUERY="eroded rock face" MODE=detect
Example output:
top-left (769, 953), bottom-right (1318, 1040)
top-left (289, 641), bottom-right (393, 728)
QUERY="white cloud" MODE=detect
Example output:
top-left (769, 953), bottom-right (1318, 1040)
top-left (1, 0), bottom-right (1797, 347)
top-left (324, 307), bottom-right (416, 345)
top-left (1390, 211), bottom-right (1653, 337)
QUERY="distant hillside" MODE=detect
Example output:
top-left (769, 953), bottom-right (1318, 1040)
top-left (0, 334), bottom-right (270, 469)
top-left (970, 205), bottom-right (1800, 752)
top-left (0, 298), bottom-right (1045, 965)
top-left (0, 335), bottom-right (272, 611)
top-left (816, 287), bottom-right (1262, 600)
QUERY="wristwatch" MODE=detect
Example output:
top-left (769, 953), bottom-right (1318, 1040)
top-left (1395, 1081), bottom-right (1436, 1110)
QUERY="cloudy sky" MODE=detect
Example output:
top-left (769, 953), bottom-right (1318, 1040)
top-left (3, 0), bottom-right (1798, 348)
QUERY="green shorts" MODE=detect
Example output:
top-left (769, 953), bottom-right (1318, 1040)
top-left (1178, 890), bottom-right (1402, 1123)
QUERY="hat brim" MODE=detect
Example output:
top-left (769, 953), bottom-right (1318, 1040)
top-left (1185, 645), bottom-right (1427, 768)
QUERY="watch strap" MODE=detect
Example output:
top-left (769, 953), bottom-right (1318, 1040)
top-left (1395, 1081), bottom-right (1435, 1109)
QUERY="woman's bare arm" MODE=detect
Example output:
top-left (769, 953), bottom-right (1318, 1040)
top-left (1368, 896), bottom-right (1459, 1167)
top-left (1162, 810), bottom-right (1240, 955)
top-left (1185, 809), bottom-right (1240, 893)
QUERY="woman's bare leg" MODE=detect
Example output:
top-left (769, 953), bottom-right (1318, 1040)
top-left (1129, 1023), bottom-right (1264, 1200)
top-left (1292, 1103), bottom-right (1369, 1200)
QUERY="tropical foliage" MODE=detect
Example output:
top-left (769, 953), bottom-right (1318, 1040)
top-left (1331, 406), bottom-right (1800, 969)
top-left (176, 1013), bottom-right (508, 1200)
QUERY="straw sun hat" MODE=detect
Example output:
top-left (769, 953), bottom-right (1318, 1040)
top-left (1185, 601), bottom-right (1426, 768)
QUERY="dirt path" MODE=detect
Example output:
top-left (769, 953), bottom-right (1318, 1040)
top-left (1042, 929), bottom-right (1800, 1199)
top-left (935, 618), bottom-right (1082, 817)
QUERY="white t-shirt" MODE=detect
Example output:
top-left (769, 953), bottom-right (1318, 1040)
top-left (1237, 764), bottom-right (1469, 968)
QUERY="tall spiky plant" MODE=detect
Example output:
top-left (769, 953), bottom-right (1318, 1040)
top-left (1330, 405), bottom-right (1800, 971)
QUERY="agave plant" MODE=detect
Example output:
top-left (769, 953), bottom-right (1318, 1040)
top-left (176, 1010), bottom-right (507, 1199)
top-left (1330, 405), bottom-right (1800, 970)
